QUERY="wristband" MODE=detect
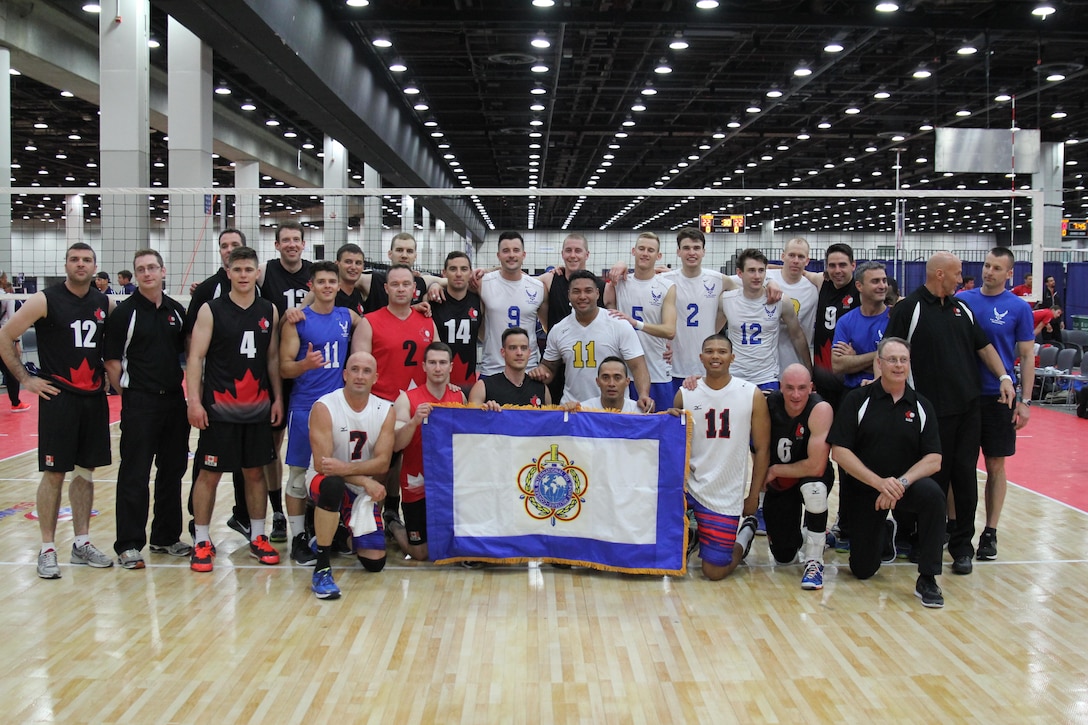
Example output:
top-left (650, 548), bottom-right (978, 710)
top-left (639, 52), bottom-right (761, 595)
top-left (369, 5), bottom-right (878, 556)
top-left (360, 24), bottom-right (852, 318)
top-left (635, 320), bottom-right (645, 331)
top-left (999, 374), bottom-right (1012, 383)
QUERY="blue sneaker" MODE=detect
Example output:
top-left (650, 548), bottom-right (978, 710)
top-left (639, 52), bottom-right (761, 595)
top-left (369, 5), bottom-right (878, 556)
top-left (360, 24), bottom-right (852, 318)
top-left (835, 537), bottom-right (850, 554)
top-left (801, 560), bottom-right (824, 590)
top-left (311, 567), bottom-right (341, 600)
top-left (754, 507), bottom-right (767, 536)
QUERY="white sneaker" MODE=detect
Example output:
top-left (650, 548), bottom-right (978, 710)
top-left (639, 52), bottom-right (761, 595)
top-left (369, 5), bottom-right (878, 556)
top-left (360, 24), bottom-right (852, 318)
top-left (37, 549), bottom-right (61, 579)
top-left (70, 542), bottom-right (114, 568)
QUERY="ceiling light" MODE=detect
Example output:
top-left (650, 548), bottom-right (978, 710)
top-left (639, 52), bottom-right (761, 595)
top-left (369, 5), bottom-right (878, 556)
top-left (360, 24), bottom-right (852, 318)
top-left (148, 38), bottom-right (161, 49)
top-left (265, 117), bottom-right (280, 127)
top-left (531, 33), bottom-right (551, 49)
top-left (794, 64), bottom-right (812, 77)
top-left (641, 83), bottom-right (657, 96)
top-left (1047, 73), bottom-right (1065, 82)
top-left (214, 82), bottom-right (231, 95)
top-left (414, 102), bottom-right (429, 111)
top-left (669, 33), bottom-right (689, 51)
top-left (372, 37), bottom-right (392, 48)
top-left (876, 2), bottom-right (899, 12)
top-left (727, 119), bottom-right (741, 128)
top-left (956, 109), bottom-right (971, 117)
top-left (695, 0), bottom-right (720, 8)
top-left (957, 43), bottom-right (978, 55)
top-left (68, 134), bottom-right (81, 140)
top-left (824, 42), bottom-right (844, 53)
top-left (631, 102), bottom-right (647, 112)
top-left (530, 102), bottom-right (546, 112)
top-left (873, 89), bottom-right (890, 99)
top-left (82, 3), bottom-right (101, 12)
top-left (913, 66), bottom-right (932, 79)
top-left (531, 64), bottom-right (549, 73)
top-left (844, 106), bottom-right (861, 114)
top-left (60, 90), bottom-right (75, 98)
top-left (712, 129), bottom-right (726, 139)
top-left (529, 119), bottom-right (544, 126)
top-left (1052, 109), bottom-right (1068, 119)
top-left (424, 119), bottom-right (438, 127)
top-left (346, 0), bottom-right (370, 7)
top-left (403, 84), bottom-right (420, 94)
top-left (919, 121), bottom-right (934, 131)
top-left (994, 93), bottom-right (1012, 102)
top-left (817, 119), bottom-right (832, 129)
top-left (615, 131), bottom-right (629, 138)
top-left (389, 59), bottom-right (407, 72)
top-left (655, 58), bottom-right (672, 74)
top-left (796, 130), bottom-right (810, 140)
top-left (746, 104), bottom-right (762, 113)
top-left (766, 87), bottom-right (783, 98)
top-left (240, 100), bottom-right (257, 111)
top-left (1032, 3), bottom-right (1056, 18)
top-left (283, 129), bottom-right (298, 138)
top-left (533, 0), bottom-right (556, 6)
top-left (622, 116), bottom-right (636, 127)
top-left (33, 121), bottom-right (48, 129)
top-left (8, 69), bottom-right (20, 76)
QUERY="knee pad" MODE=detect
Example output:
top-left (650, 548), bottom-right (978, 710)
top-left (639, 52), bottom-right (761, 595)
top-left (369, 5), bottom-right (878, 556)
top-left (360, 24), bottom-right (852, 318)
top-left (358, 555), bottom-right (386, 573)
top-left (316, 475), bottom-right (347, 512)
top-left (72, 466), bottom-right (94, 483)
top-left (799, 480), bottom-right (828, 515)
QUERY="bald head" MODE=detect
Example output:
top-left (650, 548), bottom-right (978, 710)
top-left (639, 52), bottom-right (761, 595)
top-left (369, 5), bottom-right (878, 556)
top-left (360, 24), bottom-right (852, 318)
top-left (925, 251), bottom-right (962, 297)
top-left (780, 363), bottom-right (813, 387)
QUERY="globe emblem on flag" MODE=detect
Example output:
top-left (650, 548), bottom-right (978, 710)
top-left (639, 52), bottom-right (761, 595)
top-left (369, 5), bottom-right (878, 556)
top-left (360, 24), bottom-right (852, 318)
top-left (517, 444), bottom-right (589, 526)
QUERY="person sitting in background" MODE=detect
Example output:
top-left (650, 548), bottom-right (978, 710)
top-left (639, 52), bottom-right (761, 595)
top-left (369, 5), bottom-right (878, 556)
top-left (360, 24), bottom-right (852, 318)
top-left (94, 272), bottom-right (113, 295)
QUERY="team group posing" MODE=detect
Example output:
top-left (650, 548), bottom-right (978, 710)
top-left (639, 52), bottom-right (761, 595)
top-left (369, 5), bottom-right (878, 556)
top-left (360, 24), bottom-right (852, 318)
top-left (0, 224), bottom-right (1032, 607)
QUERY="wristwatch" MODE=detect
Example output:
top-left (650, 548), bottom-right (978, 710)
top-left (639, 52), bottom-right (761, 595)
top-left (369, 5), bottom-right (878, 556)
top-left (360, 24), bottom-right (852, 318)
top-left (898, 476), bottom-right (910, 488)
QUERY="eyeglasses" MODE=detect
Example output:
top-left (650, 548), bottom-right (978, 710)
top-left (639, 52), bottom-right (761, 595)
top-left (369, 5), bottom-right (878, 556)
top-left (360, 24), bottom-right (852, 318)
top-left (135, 264), bottom-right (161, 274)
top-left (879, 355), bottom-right (909, 365)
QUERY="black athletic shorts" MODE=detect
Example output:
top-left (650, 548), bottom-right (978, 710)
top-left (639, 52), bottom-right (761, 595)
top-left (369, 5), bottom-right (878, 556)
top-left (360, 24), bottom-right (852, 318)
top-left (38, 388), bottom-right (111, 472)
top-left (196, 420), bottom-right (275, 471)
top-left (979, 396), bottom-right (1016, 458)
top-left (402, 498), bottom-right (427, 545)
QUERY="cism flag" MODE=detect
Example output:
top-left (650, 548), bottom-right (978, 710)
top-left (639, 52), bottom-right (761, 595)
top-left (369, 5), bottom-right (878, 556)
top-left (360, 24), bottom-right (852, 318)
top-left (422, 407), bottom-right (691, 575)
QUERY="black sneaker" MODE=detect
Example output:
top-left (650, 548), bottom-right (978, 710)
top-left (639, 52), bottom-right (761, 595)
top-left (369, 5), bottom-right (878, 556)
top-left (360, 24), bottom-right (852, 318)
top-left (976, 530), bottom-right (998, 561)
top-left (914, 575), bottom-right (944, 608)
top-left (738, 515), bottom-right (758, 560)
top-left (951, 555), bottom-right (973, 575)
top-left (270, 513), bottom-right (288, 543)
top-left (291, 532), bottom-right (317, 565)
top-left (881, 516), bottom-right (898, 564)
top-left (226, 515), bottom-right (251, 540)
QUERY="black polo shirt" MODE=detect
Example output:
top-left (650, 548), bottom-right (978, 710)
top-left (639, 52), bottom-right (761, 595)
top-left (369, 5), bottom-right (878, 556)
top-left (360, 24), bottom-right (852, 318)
top-left (828, 381), bottom-right (941, 485)
top-left (104, 291), bottom-right (186, 394)
top-left (885, 284), bottom-right (991, 417)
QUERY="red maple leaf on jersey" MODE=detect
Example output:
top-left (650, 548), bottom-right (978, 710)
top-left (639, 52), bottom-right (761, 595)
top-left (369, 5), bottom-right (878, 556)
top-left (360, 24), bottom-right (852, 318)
top-left (94, 307), bottom-right (106, 322)
top-left (213, 369), bottom-right (270, 407)
top-left (469, 308), bottom-right (479, 320)
top-left (257, 317), bottom-right (270, 332)
top-left (530, 395), bottom-right (541, 407)
top-left (58, 358), bottom-right (101, 391)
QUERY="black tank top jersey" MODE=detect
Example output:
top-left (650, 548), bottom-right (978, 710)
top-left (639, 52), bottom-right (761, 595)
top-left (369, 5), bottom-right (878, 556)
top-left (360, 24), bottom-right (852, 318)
top-left (482, 372), bottom-right (547, 407)
top-left (546, 271), bottom-right (606, 330)
top-left (363, 271), bottom-right (428, 313)
top-left (813, 278), bottom-right (859, 371)
top-left (202, 296), bottom-right (276, 423)
top-left (260, 259), bottom-right (313, 316)
top-left (335, 287), bottom-right (366, 316)
top-left (35, 284), bottom-right (109, 395)
top-left (766, 391), bottom-right (833, 489)
top-left (431, 291), bottom-right (482, 387)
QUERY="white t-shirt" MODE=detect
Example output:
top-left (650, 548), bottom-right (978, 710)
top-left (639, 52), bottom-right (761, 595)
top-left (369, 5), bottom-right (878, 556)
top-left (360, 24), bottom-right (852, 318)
top-left (543, 310), bottom-right (645, 403)
top-left (479, 271), bottom-right (545, 376)
top-left (681, 376), bottom-right (756, 515)
top-left (580, 395), bottom-right (641, 412)
top-left (306, 389), bottom-right (393, 497)
top-left (614, 274), bottom-right (676, 383)
top-left (720, 290), bottom-right (784, 386)
top-left (663, 269), bottom-right (724, 379)
top-left (766, 270), bottom-right (816, 368)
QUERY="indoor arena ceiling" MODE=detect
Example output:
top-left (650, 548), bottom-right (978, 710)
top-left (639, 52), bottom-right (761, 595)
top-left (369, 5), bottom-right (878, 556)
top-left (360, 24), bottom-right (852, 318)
top-left (9, 0), bottom-right (1088, 236)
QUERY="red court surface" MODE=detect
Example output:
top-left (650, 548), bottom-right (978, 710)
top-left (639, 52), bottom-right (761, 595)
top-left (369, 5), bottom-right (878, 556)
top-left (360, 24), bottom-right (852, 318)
top-left (0, 393), bottom-right (122, 461)
top-left (992, 404), bottom-right (1088, 512)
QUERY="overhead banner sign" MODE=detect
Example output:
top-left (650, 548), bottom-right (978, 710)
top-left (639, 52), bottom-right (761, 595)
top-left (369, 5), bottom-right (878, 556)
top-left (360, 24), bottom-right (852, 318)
top-left (422, 407), bottom-right (691, 575)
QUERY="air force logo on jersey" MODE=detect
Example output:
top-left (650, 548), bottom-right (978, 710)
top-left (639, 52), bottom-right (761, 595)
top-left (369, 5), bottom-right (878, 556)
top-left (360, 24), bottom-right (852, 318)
top-left (991, 307), bottom-right (1010, 326)
top-left (517, 444), bottom-right (588, 527)
top-left (703, 280), bottom-right (717, 298)
top-left (526, 289), bottom-right (539, 305)
top-left (338, 319), bottom-right (351, 337)
top-left (763, 304), bottom-right (778, 319)
top-left (650, 288), bottom-right (663, 307)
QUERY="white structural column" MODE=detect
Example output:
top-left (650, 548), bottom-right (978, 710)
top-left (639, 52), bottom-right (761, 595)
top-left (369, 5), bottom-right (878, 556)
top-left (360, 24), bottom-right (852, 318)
top-left (402, 193), bottom-right (415, 254)
top-left (1032, 141), bottom-right (1065, 295)
top-left (167, 17), bottom-right (214, 289)
top-left (323, 135), bottom-right (348, 254)
top-left (0, 48), bottom-right (10, 273)
top-left (66, 195), bottom-right (85, 246)
top-left (420, 207), bottom-right (432, 269)
top-left (99, 0), bottom-right (150, 275)
top-left (235, 160), bottom-right (260, 241)
top-left (362, 164), bottom-right (382, 259)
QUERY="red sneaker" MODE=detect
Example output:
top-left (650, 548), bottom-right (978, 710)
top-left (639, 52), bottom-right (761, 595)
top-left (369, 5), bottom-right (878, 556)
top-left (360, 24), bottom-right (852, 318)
top-left (190, 540), bottom-right (215, 572)
top-left (249, 535), bottom-right (280, 565)
top-left (11, 402), bottom-right (31, 412)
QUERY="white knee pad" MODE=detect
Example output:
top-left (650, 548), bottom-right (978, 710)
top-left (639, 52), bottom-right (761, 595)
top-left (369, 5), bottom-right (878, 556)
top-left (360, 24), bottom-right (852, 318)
top-left (72, 466), bottom-right (94, 483)
top-left (799, 480), bottom-right (828, 515)
top-left (285, 466), bottom-right (308, 500)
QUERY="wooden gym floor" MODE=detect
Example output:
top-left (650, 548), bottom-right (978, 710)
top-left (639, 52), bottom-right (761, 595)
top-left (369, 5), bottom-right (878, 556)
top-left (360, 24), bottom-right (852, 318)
top-left (0, 404), bottom-right (1086, 724)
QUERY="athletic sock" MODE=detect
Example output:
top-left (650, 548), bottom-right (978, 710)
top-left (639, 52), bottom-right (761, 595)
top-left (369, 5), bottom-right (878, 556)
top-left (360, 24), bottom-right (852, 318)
top-left (983, 526), bottom-right (997, 536)
top-left (803, 528), bottom-right (825, 563)
top-left (315, 546), bottom-right (331, 571)
top-left (289, 515), bottom-right (306, 539)
top-left (41, 542), bottom-right (56, 555)
top-left (250, 518), bottom-right (266, 539)
top-left (385, 496), bottom-right (401, 521)
top-left (736, 523), bottom-right (756, 558)
top-left (73, 534), bottom-right (90, 549)
top-left (268, 489), bottom-right (284, 514)
top-left (195, 525), bottom-right (211, 544)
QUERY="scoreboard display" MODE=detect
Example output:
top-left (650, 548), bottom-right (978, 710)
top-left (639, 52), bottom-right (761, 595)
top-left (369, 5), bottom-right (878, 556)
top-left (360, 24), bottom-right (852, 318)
top-left (699, 213), bottom-right (746, 234)
top-left (1062, 218), bottom-right (1087, 238)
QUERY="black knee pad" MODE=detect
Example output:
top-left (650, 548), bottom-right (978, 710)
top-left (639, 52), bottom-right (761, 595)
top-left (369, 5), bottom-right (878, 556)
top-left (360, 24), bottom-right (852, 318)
top-left (358, 555), bottom-right (386, 573)
top-left (316, 475), bottom-right (346, 512)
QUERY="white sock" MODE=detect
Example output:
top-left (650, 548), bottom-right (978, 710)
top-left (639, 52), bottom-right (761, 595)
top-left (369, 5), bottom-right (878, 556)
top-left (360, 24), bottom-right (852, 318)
top-left (195, 525), bottom-right (211, 544)
top-left (250, 518), bottom-right (266, 539)
top-left (289, 515), bottom-right (306, 538)
top-left (41, 542), bottom-right (56, 555)
top-left (73, 534), bottom-right (90, 549)
top-left (804, 529), bottom-right (825, 563)
top-left (736, 524), bottom-right (756, 556)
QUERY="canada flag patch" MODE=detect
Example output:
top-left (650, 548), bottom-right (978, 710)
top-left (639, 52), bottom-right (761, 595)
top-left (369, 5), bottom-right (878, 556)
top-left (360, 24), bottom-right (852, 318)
top-left (45, 455), bottom-right (55, 467)
top-left (469, 308), bottom-right (479, 320)
top-left (204, 455), bottom-right (218, 467)
top-left (904, 410), bottom-right (916, 422)
top-left (258, 317), bottom-right (270, 332)
top-left (94, 307), bottom-right (106, 322)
